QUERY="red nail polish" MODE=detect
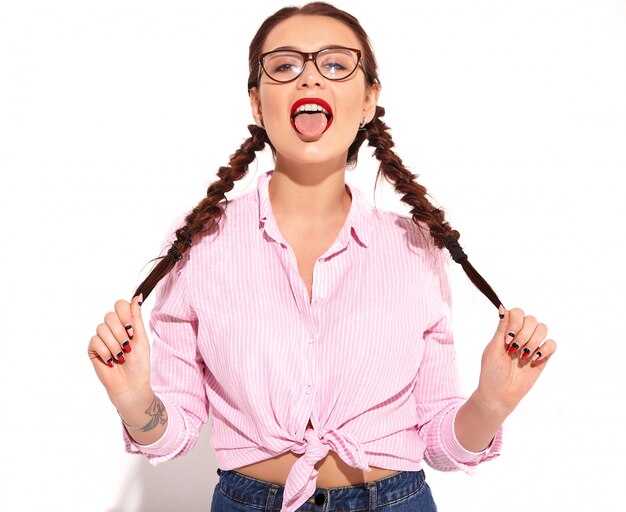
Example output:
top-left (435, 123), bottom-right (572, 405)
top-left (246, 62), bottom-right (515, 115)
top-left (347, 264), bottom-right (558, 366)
top-left (508, 342), bottom-right (519, 354)
top-left (520, 348), bottom-right (531, 360)
top-left (117, 352), bottom-right (125, 363)
top-left (122, 340), bottom-right (131, 353)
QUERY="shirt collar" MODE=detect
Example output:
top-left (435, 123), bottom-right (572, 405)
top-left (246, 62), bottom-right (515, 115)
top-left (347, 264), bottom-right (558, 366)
top-left (257, 170), bottom-right (373, 248)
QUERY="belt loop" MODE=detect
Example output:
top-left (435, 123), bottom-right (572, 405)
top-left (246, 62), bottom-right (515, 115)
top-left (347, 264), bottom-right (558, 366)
top-left (265, 483), bottom-right (279, 510)
top-left (368, 480), bottom-right (377, 511)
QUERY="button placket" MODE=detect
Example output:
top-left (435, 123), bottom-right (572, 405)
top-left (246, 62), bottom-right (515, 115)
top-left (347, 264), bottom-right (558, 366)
top-left (304, 330), bottom-right (315, 392)
top-left (292, 329), bottom-right (315, 437)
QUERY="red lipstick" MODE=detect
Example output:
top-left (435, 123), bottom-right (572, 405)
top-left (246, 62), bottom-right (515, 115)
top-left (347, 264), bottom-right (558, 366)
top-left (290, 97), bottom-right (333, 117)
top-left (290, 97), bottom-right (334, 135)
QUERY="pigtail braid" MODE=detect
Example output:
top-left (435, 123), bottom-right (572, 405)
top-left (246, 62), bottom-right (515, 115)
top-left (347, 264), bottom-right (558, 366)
top-left (365, 106), bottom-right (503, 309)
top-left (133, 124), bottom-right (269, 301)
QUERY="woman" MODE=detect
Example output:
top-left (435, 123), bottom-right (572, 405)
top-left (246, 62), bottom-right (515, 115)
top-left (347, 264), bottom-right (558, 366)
top-left (87, 2), bottom-right (557, 511)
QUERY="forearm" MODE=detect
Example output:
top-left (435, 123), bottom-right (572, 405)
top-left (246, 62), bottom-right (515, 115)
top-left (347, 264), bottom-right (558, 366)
top-left (114, 388), bottom-right (169, 446)
top-left (454, 389), bottom-right (511, 452)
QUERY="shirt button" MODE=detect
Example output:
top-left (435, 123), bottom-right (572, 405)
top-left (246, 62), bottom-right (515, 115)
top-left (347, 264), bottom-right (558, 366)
top-left (305, 383), bottom-right (311, 394)
top-left (308, 336), bottom-right (314, 344)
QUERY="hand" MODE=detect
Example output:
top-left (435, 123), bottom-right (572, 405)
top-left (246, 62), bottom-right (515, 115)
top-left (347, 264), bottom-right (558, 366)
top-left (87, 294), bottom-right (152, 408)
top-left (476, 306), bottom-right (557, 414)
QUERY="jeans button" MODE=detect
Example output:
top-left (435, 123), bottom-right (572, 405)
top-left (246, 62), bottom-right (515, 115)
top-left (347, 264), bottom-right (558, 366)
top-left (314, 492), bottom-right (326, 505)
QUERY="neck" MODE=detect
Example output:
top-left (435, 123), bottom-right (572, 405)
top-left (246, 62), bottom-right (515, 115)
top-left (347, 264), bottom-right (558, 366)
top-left (269, 157), bottom-right (352, 230)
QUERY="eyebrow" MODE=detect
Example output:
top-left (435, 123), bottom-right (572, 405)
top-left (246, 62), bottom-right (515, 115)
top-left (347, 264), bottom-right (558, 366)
top-left (269, 44), bottom-right (349, 52)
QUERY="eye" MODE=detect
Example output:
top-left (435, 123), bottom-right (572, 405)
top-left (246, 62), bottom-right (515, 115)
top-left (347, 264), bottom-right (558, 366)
top-left (318, 50), bottom-right (355, 76)
top-left (274, 62), bottom-right (298, 73)
top-left (322, 60), bottom-right (347, 72)
top-left (264, 52), bottom-right (303, 76)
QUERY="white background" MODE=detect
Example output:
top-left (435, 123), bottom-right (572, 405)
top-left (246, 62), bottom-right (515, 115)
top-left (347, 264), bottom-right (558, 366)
top-left (1, 0), bottom-right (624, 510)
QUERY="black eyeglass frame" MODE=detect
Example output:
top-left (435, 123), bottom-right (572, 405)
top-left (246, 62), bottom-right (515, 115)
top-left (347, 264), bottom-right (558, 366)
top-left (257, 46), bottom-right (364, 84)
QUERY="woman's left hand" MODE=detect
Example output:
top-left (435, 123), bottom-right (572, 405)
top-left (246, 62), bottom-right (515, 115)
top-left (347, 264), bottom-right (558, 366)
top-left (476, 306), bottom-right (557, 414)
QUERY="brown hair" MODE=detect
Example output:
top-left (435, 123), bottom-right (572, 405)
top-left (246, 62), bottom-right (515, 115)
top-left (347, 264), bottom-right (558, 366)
top-left (133, 1), bottom-right (503, 310)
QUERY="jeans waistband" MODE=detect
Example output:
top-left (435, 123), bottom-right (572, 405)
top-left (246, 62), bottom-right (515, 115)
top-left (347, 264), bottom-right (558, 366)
top-left (216, 467), bottom-right (426, 510)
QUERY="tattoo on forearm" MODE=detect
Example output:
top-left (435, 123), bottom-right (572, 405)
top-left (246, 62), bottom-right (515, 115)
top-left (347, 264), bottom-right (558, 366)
top-left (140, 395), bottom-right (168, 432)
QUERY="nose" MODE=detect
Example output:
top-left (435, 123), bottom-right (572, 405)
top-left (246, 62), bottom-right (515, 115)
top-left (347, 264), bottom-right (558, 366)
top-left (296, 59), bottom-right (324, 88)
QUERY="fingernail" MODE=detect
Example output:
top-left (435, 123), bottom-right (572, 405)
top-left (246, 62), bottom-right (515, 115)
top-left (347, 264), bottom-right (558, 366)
top-left (122, 340), bottom-right (131, 353)
top-left (138, 293), bottom-right (143, 307)
top-left (532, 351), bottom-right (542, 362)
top-left (498, 304), bottom-right (505, 319)
top-left (520, 348), bottom-right (531, 360)
top-left (117, 352), bottom-right (125, 363)
top-left (508, 342), bottom-right (519, 354)
top-left (506, 332), bottom-right (516, 345)
top-left (124, 324), bottom-right (134, 338)
top-left (106, 357), bottom-right (114, 367)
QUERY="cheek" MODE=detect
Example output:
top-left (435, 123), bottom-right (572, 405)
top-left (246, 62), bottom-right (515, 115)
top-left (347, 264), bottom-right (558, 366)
top-left (259, 92), bottom-right (287, 125)
top-left (333, 105), bottom-right (363, 137)
top-left (336, 91), bottom-right (366, 125)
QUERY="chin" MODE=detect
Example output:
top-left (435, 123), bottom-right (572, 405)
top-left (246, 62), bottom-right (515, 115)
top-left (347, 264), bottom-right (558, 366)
top-left (282, 146), bottom-right (347, 165)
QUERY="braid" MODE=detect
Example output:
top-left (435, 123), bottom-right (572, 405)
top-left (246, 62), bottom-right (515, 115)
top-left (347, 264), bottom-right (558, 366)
top-left (364, 106), bottom-right (503, 309)
top-left (133, 124), bottom-right (269, 301)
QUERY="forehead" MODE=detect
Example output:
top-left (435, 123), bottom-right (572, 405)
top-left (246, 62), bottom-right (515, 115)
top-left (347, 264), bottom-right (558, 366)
top-left (262, 15), bottom-right (362, 53)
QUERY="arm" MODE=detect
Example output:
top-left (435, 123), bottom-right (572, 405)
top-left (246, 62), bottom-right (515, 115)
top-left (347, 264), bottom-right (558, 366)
top-left (413, 247), bottom-right (503, 473)
top-left (453, 389), bottom-right (510, 452)
top-left (121, 218), bottom-right (210, 465)
top-left (117, 388), bottom-right (169, 446)
top-left (416, 245), bottom-right (557, 468)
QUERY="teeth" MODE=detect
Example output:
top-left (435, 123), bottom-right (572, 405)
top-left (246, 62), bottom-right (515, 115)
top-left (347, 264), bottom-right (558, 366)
top-left (294, 103), bottom-right (330, 116)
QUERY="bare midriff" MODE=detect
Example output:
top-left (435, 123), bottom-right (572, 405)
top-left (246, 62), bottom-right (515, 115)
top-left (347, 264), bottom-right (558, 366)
top-left (232, 419), bottom-right (400, 487)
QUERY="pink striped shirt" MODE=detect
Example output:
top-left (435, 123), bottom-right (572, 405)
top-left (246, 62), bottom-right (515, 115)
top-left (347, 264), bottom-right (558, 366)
top-left (122, 169), bottom-right (502, 512)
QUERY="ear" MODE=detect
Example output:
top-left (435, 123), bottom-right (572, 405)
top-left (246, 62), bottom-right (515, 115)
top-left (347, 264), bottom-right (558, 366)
top-left (362, 82), bottom-right (381, 122)
top-left (249, 86), bottom-right (263, 125)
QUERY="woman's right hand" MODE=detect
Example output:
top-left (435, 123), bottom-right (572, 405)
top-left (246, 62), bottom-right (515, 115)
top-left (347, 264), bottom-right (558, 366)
top-left (87, 294), bottom-right (152, 408)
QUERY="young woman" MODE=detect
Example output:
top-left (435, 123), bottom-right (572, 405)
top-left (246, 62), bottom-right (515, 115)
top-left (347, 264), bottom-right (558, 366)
top-left (87, 3), bottom-right (557, 511)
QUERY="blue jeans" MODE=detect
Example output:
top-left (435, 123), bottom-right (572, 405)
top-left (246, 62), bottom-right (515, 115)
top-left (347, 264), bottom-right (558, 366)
top-left (211, 467), bottom-right (438, 511)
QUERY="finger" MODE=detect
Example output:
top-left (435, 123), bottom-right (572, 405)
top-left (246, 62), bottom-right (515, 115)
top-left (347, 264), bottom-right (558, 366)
top-left (494, 304), bottom-right (509, 336)
top-left (504, 307), bottom-right (525, 348)
top-left (130, 293), bottom-right (146, 339)
top-left (487, 304), bottom-right (510, 350)
top-left (518, 322), bottom-right (548, 363)
top-left (104, 310), bottom-right (132, 354)
top-left (530, 338), bottom-right (557, 366)
top-left (114, 299), bottom-right (134, 339)
top-left (88, 335), bottom-right (115, 368)
top-left (508, 314), bottom-right (537, 356)
top-left (95, 322), bottom-right (126, 363)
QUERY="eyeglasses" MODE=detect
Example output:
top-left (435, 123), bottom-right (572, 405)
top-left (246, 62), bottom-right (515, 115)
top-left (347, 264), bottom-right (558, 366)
top-left (258, 46), bottom-right (363, 83)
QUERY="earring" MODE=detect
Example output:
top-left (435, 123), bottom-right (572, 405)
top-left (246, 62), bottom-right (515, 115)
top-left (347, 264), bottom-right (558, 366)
top-left (359, 117), bottom-right (369, 128)
top-left (255, 118), bottom-right (265, 129)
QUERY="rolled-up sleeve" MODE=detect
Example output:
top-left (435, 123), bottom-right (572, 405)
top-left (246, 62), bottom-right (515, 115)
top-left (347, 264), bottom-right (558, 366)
top-left (413, 247), bottom-right (502, 474)
top-left (122, 217), bottom-right (210, 466)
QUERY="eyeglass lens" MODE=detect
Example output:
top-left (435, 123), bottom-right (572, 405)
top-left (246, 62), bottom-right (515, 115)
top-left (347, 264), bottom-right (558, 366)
top-left (262, 49), bottom-right (359, 82)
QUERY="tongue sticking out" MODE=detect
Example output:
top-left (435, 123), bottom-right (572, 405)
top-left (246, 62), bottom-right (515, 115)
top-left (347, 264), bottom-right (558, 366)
top-left (293, 112), bottom-right (328, 137)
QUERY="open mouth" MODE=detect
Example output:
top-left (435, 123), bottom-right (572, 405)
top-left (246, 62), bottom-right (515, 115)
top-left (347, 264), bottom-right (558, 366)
top-left (290, 97), bottom-right (334, 137)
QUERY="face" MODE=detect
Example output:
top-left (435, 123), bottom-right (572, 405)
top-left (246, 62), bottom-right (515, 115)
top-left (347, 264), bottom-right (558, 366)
top-left (249, 15), bottom-right (380, 166)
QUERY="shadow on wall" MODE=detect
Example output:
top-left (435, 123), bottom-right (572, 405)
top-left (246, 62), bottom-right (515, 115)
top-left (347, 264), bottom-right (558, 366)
top-left (106, 423), bottom-right (217, 512)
